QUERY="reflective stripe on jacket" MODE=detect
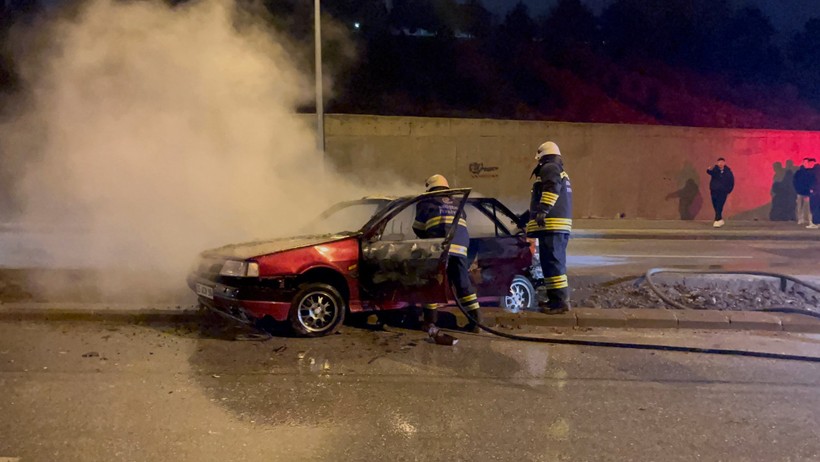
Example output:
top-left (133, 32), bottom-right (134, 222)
top-left (527, 155), bottom-right (573, 236)
top-left (413, 194), bottom-right (470, 257)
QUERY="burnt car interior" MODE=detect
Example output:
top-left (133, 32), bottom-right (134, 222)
top-left (306, 200), bottom-right (389, 236)
top-left (461, 199), bottom-right (532, 295)
top-left (301, 192), bottom-right (532, 308)
top-left (315, 196), bottom-right (524, 239)
top-left (359, 190), bottom-right (469, 306)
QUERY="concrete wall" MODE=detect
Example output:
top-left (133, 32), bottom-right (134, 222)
top-left (324, 114), bottom-right (820, 220)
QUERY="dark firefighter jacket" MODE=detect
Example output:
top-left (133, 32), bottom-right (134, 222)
top-left (413, 188), bottom-right (470, 258)
top-left (526, 154), bottom-right (573, 236)
top-left (707, 166), bottom-right (735, 195)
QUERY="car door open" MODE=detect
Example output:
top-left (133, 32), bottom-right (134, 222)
top-left (359, 189), bottom-right (470, 308)
top-left (466, 199), bottom-right (533, 296)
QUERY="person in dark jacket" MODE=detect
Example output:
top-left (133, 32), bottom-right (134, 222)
top-left (707, 157), bottom-right (734, 228)
top-left (413, 174), bottom-right (483, 332)
top-left (794, 157), bottom-right (816, 226)
top-left (524, 141), bottom-right (573, 313)
top-left (809, 160), bottom-right (820, 229)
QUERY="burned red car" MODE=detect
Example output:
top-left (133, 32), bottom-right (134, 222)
top-left (187, 189), bottom-right (534, 336)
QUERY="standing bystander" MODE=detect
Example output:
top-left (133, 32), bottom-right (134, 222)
top-left (794, 157), bottom-right (816, 226)
top-left (707, 157), bottom-right (734, 228)
top-left (808, 159), bottom-right (820, 229)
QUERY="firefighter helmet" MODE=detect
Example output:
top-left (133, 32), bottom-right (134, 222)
top-left (425, 174), bottom-right (450, 191)
top-left (535, 141), bottom-right (561, 159)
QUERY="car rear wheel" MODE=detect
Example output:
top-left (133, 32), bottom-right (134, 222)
top-left (289, 283), bottom-right (346, 337)
top-left (501, 275), bottom-right (535, 313)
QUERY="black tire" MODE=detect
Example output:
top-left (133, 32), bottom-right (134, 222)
top-left (289, 283), bottom-right (346, 337)
top-left (500, 275), bottom-right (536, 313)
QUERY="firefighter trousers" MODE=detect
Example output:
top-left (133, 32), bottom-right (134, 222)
top-left (423, 256), bottom-right (479, 312)
top-left (538, 233), bottom-right (570, 306)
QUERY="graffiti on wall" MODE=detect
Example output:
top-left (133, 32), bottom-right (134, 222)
top-left (469, 162), bottom-right (499, 178)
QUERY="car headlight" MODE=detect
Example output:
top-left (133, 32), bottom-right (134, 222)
top-left (220, 260), bottom-right (260, 277)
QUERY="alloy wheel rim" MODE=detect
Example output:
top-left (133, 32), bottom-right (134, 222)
top-left (505, 281), bottom-right (530, 313)
top-left (297, 292), bottom-right (339, 332)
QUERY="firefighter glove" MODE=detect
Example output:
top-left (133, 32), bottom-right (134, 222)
top-left (535, 211), bottom-right (547, 227)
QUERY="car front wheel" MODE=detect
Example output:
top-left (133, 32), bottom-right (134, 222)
top-left (501, 275), bottom-right (535, 313)
top-left (289, 283), bottom-right (346, 337)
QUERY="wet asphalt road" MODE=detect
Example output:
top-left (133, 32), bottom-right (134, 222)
top-left (567, 238), bottom-right (820, 277)
top-left (0, 320), bottom-right (818, 462)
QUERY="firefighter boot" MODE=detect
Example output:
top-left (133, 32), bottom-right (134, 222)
top-left (541, 300), bottom-right (571, 314)
top-left (536, 285), bottom-right (550, 308)
top-left (464, 308), bottom-right (483, 333)
top-left (540, 288), bottom-right (571, 314)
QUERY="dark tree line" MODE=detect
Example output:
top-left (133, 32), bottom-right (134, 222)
top-left (4, 0), bottom-right (820, 129)
top-left (314, 0), bottom-right (820, 129)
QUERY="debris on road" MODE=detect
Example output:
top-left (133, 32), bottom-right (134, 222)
top-left (400, 342), bottom-right (418, 350)
top-left (427, 327), bottom-right (458, 346)
top-left (81, 351), bottom-right (100, 358)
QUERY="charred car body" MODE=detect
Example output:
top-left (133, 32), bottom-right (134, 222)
top-left (188, 189), bottom-right (538, 336)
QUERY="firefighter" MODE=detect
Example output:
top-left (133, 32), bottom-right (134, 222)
top-left (525, 141), bottom-right (573, 313)
top-left (413, 174), bottom-right (483, 333)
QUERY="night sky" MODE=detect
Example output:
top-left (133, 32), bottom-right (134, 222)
top-left (483, 0), bottom-right (819, 36)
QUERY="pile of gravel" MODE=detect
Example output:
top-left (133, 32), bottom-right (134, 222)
top-left (575, 278), bottom-right (820, 312)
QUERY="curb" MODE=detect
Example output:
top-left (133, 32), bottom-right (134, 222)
top-left (438, 307), bottom-right (820, 334)
top-left (2, 304), bottom-right (819, 333)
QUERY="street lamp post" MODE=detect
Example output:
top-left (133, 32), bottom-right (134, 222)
top-left (314, 0), bottom-right (325, 156)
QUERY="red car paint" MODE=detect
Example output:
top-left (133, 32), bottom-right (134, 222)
top-left (255, 238), bottom-right (359, 278)
top-left (210, 297), bottom-right (291, 322)
top-left (255, 237), bottom-right (365, 313)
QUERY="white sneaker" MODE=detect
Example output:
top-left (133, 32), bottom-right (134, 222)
top-left (807, 224), bottom-right (820, 229)
top-left (713, 220), bottom-right (725, 228)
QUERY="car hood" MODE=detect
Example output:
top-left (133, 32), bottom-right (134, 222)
top-left (203, 233), bottom-right (357, 260)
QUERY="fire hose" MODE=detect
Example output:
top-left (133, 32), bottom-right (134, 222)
top-left (451, 269), bottom-right (820, 363)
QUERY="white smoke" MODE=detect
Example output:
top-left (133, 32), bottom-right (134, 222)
top-left (0, 0), bottom-right (409, 301)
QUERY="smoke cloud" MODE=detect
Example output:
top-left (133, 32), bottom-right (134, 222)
top-left (0, 0), bottom-right (408, 302)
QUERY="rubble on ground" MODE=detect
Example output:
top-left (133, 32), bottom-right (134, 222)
top-left (575, 278), bottom-right (819, 311)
